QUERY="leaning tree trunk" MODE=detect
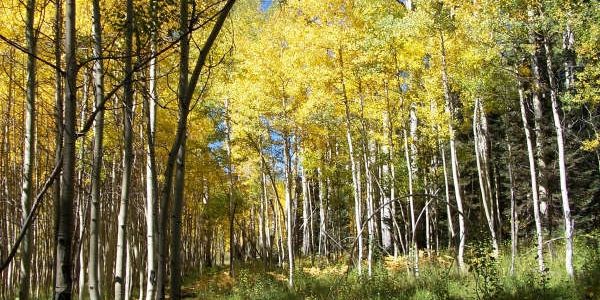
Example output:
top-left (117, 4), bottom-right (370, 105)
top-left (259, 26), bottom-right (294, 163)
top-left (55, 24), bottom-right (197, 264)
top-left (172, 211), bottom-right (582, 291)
top-left (114, 0), bottom-right (134, 298)
top-left (158, 1), bottom-right (236, 297)
top-left (19, 0), bottom-right (37, 298)
top-left (543, 36), bottom-right (574, 278)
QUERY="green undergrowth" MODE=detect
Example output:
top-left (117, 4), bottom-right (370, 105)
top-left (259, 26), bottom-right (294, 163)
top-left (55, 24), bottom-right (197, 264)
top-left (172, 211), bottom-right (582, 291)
top-left (184, 239), bottom-right (600, 300)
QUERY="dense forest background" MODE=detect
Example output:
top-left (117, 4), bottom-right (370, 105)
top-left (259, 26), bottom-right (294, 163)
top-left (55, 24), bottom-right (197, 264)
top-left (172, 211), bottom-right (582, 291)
top-left (0, 0), bottom-right (599, 299)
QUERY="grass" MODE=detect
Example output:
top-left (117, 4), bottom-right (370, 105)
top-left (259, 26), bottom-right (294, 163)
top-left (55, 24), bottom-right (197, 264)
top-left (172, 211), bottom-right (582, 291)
top-left (183, 238), bottom-right (600, 300)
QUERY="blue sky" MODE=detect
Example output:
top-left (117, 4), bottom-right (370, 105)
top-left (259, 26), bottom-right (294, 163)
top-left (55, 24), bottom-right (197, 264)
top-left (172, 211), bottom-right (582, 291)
top-left (260, 0), bottom-right (272, 11)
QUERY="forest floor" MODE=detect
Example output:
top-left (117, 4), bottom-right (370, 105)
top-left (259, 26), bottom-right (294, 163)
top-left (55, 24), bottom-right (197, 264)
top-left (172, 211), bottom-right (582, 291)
top-left (181, 241), bottom-right (600, 299)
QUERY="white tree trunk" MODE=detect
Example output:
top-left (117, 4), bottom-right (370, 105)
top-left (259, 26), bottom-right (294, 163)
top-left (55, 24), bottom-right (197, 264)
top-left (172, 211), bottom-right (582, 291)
top-left (381, 111), bottom-right (393, 251)
top-left (340, 49), bottom-right (363, 276)
top-left (88, 0), bottom-right (105, 298)
top-left (473, 98), bottom-right (499, 256)
top-left (440, 32), bottom-right (465, 272)
top-left (543, 37), bottom-right (574, 278)
top-left (507, 137), bottom-right (517, 275)
top-left (518, 85), bottom-right (545, 273)
top-left (317, 168), bottom-right (327, 256)
top-left (114, 0), bottom-right (134, 297)
top-left (440, 146), bottom-right (455, 248)
top-left (403, 128), bottom-right (418, 276)
top-left (302, 169), bottom-right (310, 256)
top-left (19, 0), bottom-right (36, 297)
top-left (284, 134), bottom-right (294, 287)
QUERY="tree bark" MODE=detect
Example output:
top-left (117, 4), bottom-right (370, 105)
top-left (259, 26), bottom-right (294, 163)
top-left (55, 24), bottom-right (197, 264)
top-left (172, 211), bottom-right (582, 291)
top-left (224, 98), bottom-right (236, 278)
top-left (440, 146), bottom-right (455, 248)
top-left (507, 136), bottom-right (517, 275)
top-left (403, 127), bottom-right (418, 276)
top-left (19, 0), bottom-right (37, 297)
top-left (170, 139), bottom-right (187, 299)
top-left (528, 11), bottom-right (550, 234)
top-left (284, 133), bottom-right (294, 287)
top-left (473, 98), bottom-right (499, 256)
top-left (114, 0), bottom-right (134, 297)
top-left (381, 109), bottom-right (393, 252)
top-left (55, 0), bottom-right (77, 297)
top-left (543, 36), bottom-right (574, 278)
top-left (440, 32), bottom-right (465, 272)
top-left (518, 83), bottom-right (545, 273)
top-left (359, 92), bottom-right (375, 277)
top-left (156, 2), bottom-right (236, 296)
top-left (144, 1), bottom-right (159, 298)
top-left (301, 169), bottom-right (310, 256)
top-left (52, 0), bottom-right (63, 295)
top-left (317, 167), bottom-right (327, 257)
top-left (88, 0), bottom-right (105, 298)
top-left (340, 48), bottom-right (363, 276)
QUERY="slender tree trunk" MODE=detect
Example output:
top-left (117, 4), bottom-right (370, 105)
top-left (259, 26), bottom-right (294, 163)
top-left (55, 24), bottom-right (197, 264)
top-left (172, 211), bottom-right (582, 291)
top-left (440, 32), bottom-right (465, 272)
top-left (158, 0), bottom-right (190, 294)
top-left (518, 83), bottom-right (545, 273)
top-left (19, 0), bottom-right (37, 297)
top-left (224, 98), bottom-right (236, 278)
top-left (543, 36), bottom-right (574, 278)
top-left (440, 146), bottom-right (454, 248)
top-left (170, 139), bottom-right (187, 299)
top-left (88, 0), bottom-right (105, 298)
top-left (55, 0), bottom-right (77, 297)
top-left (114, 0), bottom-right (134, 297)
top-left (52, 0), bottom-right (63, 295)
top-left (381, 110), bottom-right (393, 252)
top-left (284, 133), bottom-right (294, 287)
top-left (77, 75), bottom-right (89, 300)
top-left (317, 167), bottom-right (327, 257)
top-left (473, 98), bottom-right (499, 256)
top-left (528, 12), bottom-right (550, 235)
top-left (563, 22), bottom-right (575, 90)
top-left (156, 2), bottom-right (236, 296)
top-left (144, 1), bottom-right (159, 298)
top-left (365, 145), bottom-right (375, 277)
top-left (302, 170), bottom-right (310, 256)
top-left (507, 137), bottom-right (517, 275)
top-left (357, 91), bottom-right (375, 276)
top-left (340, 49), bottom-right (363, 276)
top-left (403, 127), bottom-right (418, 276)
top-left (425, 178), bottom-right (431, 257)
top-left (260, 151), bottom-right (271, 262)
